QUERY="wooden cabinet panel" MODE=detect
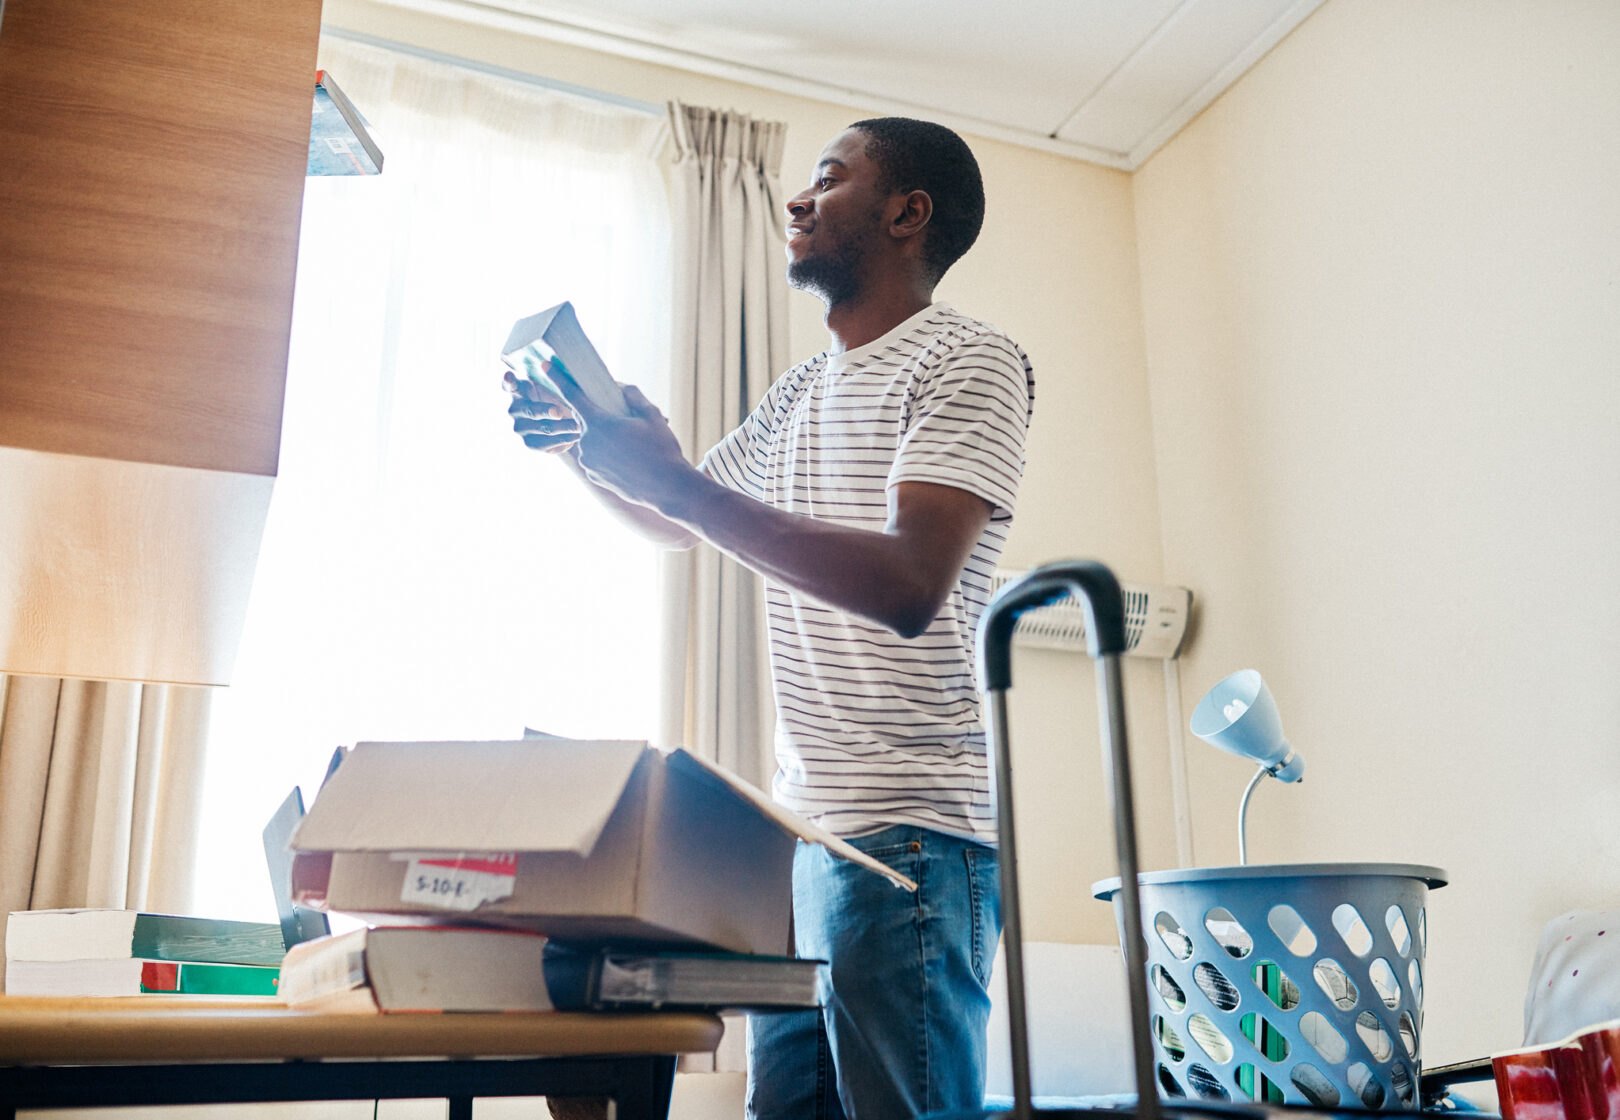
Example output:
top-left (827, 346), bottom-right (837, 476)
top-left (0, 0), bottom-right (325, 683)
top-left (0, 0), bottom-right (324, 475)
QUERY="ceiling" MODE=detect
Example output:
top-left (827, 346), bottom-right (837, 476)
top-left (395, 0), bottom-right (1326, 169)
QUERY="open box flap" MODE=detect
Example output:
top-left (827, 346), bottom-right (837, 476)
top-left (289, 739), bottom-right (648, 856)
top-left (665, 748), bottom-right (918, 892)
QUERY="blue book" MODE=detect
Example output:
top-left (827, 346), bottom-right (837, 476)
top-left (308, 70), bottom-right (382, 176)
top-left (501, 302), bottom-right (630, 417)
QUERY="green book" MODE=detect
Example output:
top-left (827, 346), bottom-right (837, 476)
top-left (5, 908), bottom-right (286, 967)
top-left (144, 960), bottom-right (281, 996)
top-left (5, 957), bottom-right (279, 998)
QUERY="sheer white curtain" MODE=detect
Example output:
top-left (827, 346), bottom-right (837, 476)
top-left (658, 105), bottom-right (790, 790)
top-left (192, 37), bottom-right (672, 920)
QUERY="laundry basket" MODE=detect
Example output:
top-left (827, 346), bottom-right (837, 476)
top-left (1094, 863), bottom-right (1446, 1111)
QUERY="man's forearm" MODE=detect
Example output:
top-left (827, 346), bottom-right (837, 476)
top-left (651, 471), bottom-right (987, 638)
top-left (547, 385), bottom-right (990, 633)
top-left (563, 453), bottom-right (698, 549)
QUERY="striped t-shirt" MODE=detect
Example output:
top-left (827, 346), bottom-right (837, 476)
top-left (701, 303), bottom-right (1035, 844)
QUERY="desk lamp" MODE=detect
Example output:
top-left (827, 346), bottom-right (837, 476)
top-left (1189, 669), bottom-right (1304, 865)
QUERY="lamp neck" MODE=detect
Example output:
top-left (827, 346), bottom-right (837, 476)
top-left (1237, 764), bottom-right (1270, 865)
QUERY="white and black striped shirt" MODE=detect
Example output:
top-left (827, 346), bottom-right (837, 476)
top-left (701, 303), bottom-right (1035, 843)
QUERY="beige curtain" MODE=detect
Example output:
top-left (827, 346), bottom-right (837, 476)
top-left (0, 675), bottom-right (210, 981)
top-left (658, 104), bottom-right (791, 789)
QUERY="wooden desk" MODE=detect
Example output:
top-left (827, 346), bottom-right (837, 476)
top-left (0, 997), bottom-right (723, 1119)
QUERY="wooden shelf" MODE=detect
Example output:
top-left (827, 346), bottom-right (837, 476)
top-left (0, 0), bottom-right (325, 684)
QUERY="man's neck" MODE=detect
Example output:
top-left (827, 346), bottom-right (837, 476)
top-left (823, 286), bottom-right (934, 355)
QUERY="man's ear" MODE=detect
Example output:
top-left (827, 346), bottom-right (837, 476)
top-left (890, 189), bottom-right (933, 240)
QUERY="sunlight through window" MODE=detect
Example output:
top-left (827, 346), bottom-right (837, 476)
top-left (192, 40), bottom-right (672, 921)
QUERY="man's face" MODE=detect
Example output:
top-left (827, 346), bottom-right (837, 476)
top-left (784, 128), bottom-right (894, 306)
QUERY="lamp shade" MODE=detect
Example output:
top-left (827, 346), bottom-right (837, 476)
top-left (1189, 668), bottom-right (1304, 781)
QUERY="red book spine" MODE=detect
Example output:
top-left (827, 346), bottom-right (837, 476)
top-left (140, 961), bottom-right (180, 992)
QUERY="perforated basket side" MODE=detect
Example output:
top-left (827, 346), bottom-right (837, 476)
top-left (1101, 866), bottom-right (1438, 1112)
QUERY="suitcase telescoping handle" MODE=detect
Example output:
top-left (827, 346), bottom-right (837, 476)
top-left (977, 561), bottom-right (1160, 1120)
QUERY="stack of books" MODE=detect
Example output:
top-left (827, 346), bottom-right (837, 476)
top-left (278, 737), bottom-right (833, 1016)
top-left (279, 924), bottom-right (824, 1015)
top-left (4, 909), bottom-right (285, 997)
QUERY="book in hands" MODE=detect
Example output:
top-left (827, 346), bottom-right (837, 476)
top-left (5, 908), bottom-right (287, 967)
top-left (279, 925), bottom-right (826, 1013)
top-left (501, 301), bottom-right (630, 417)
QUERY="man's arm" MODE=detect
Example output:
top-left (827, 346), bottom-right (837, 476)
top-left (559, 450), bottom-right (700, 550)
top-left (665, 474), bottom-right (992, 639)
top-left (563, 384), bottom-right (992, 638)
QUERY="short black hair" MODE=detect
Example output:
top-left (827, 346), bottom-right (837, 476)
top-left (848, 117), bottom-right (985, 281)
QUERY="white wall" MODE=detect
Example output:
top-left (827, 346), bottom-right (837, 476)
top-left (1134, 0), bottom-right (1620, 1064)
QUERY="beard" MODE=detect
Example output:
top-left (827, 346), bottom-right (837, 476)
top-left (785, 201), bottom-right (885, 307)
top-left (786, 248), bottom-right (862, 307)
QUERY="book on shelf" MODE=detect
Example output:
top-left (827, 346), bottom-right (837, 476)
top-left (279, 925), bottom-right (826, 1013)
top-left (501, 301), bottom-right (630, 417)
top-left (5, 908), bottom-right (287, 967)
top-left (309, 69), bottom-right (383, 176)
top-left (4, 957), bottom-right (280, 998)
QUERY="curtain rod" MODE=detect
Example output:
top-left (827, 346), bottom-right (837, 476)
top-left (321, 25), bottom-right (665, 117)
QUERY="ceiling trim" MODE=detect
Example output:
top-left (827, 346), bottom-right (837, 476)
top-left (370, 0), bottom-right (1140, 169)
top-left (1050, 0), bottom-right (1200, 141)
top-left (1121, 0), bottom-right (1326, 169)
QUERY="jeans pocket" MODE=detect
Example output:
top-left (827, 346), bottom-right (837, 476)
top-left (861, 841), bottom-right (920, 863)
top-left (853, 826), bottom-right (923, 872)
top-left (963, 846), bottom-right (1000, 987)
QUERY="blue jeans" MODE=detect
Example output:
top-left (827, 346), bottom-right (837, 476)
top-left (747, 825), bottom-right (1002, 1120)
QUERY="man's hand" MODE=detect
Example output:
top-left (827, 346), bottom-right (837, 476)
top-left (504, 359), bottom-right (702, 549)
top-left (504, 367), bottom-right (582, 453)
top-left (547, 367), bottom-right (702, 514)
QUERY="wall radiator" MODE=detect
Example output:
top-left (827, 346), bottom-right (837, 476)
top-left (990, 569), bottom-right (1192, 660)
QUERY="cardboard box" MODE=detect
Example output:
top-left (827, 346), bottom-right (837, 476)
top-left (289, 739), bottom-right (914, 956)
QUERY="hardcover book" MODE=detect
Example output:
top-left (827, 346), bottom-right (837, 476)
top-left (501, 301), bottom-right (629, 417)
top-left (5, 908), bottom-right (287, 967)
top-left (547, 943), bottom-right (826, 1012)
top-left (280, 925), bottom-right (554, 1012)
top-left (5, 957), bottom-right (280, 997)
top-left (280, 925), bottom-right (825, 1013)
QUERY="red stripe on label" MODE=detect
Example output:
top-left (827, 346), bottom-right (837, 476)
top-left (416, 853), bottom-right (517, 876)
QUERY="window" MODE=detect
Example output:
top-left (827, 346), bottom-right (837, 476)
top-left (192, 40), bottom-right (672, 921)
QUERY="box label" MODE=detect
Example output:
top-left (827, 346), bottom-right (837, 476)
top-left (396, 852), bottom-right (518, 912)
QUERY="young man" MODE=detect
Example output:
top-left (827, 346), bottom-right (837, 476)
top-left (507, 117), bottom-right (1034, 1119)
